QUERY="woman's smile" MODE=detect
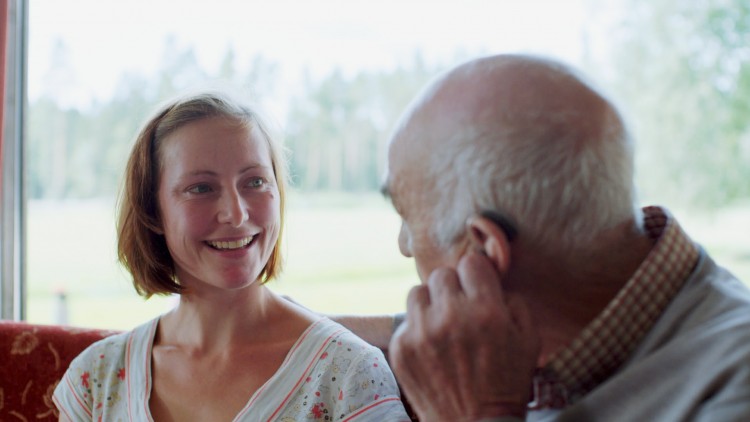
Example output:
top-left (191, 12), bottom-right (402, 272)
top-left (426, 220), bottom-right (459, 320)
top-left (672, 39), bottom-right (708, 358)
top-left (206, 235), bottom-right (256, 251)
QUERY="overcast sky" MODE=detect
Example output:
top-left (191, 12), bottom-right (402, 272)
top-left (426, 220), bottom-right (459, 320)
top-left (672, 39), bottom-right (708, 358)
top-left (28, 0), bottom-right (619, 114)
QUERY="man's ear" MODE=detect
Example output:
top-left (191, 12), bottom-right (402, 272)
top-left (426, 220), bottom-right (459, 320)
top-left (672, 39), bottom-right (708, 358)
top-left (466, 215), bottom-right (511, 275)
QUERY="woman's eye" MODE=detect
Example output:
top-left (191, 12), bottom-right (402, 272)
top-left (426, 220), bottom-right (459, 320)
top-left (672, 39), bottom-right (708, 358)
top-left (248, 177), bottom-right (265, 188)
top-left (187, 184), bottom-right (212, 194)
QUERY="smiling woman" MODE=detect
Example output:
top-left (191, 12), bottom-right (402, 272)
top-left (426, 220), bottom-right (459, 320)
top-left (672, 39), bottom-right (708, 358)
top-left (52, 90), bottom-right (411, 421)
top-left (117, 92), bottom-right (287, 297)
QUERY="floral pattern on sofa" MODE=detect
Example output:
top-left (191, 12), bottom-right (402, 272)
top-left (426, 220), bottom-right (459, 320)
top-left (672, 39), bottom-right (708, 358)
top-left (0, 321), bottom-right (117, 421)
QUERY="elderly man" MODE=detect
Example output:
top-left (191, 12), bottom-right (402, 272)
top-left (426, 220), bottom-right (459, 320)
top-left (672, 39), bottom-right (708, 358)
top-left (357, 54), bottom-right (750, 421)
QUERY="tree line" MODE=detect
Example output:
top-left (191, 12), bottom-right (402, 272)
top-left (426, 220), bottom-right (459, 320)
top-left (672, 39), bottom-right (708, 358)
top-left (28, 0), bottom-right (750, 209)
top-left (603, 0), bottom-right (750, 207)
top-left (28, 39), bottom-right (441, 199)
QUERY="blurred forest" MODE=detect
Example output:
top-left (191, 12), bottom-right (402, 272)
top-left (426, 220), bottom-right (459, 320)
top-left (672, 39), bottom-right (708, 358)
top-left (604, 0), bottom-right (750, 206)
top-left (28, 0), bottom-right (750, 208)
top-left (28, 38), bottom-right (440, 198)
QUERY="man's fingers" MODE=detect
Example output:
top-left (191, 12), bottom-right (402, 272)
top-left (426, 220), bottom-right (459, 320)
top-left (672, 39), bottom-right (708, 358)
top-left (393, 285), bottom-right (432, 394)
top-left (457, 251), bottom-right (505, 300)
top-left (406, 283), bottom-right (431, 308)
top-left (427, 267), bottom-right (463, 305)
top-left (405, 284), bottom-right (430, 327)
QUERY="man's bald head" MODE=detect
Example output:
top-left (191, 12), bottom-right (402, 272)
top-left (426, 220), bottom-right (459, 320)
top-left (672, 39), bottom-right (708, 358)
top-left (395, 55), bottom-right (622, 156)
top-left (385, 54), bottom-right (638, 256)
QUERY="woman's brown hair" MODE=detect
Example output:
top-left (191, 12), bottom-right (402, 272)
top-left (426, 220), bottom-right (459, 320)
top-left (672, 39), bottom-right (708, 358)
top-left (117, 91), bottom-right (288, 298)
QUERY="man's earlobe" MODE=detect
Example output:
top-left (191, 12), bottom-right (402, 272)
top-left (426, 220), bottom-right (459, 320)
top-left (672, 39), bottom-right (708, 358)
top-left (466, 215), bottom-right (512, 275)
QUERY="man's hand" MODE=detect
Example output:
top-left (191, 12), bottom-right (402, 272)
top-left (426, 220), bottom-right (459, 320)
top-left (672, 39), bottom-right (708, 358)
top-left (389, 252), bottom-right (540, 422)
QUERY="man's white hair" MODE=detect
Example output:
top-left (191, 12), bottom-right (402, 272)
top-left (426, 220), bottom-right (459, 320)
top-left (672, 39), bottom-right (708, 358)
top-left (426, 77), bottom-right (640, 253)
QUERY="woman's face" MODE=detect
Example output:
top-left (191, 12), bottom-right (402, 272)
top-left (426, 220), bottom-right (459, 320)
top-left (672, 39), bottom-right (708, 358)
top-left (156, 116), bottom-right (280, 293)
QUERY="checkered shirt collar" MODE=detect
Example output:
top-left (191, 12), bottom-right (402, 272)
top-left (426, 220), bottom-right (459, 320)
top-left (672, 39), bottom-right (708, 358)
top-left (528, 206), bottom-right (700, 410)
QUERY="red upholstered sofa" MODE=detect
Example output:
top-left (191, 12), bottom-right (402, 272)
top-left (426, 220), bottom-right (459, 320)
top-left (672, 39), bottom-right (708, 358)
top-left (0, 321), bottom-right (417, 421)
top-left (0, 321), bottom-right (118, 421)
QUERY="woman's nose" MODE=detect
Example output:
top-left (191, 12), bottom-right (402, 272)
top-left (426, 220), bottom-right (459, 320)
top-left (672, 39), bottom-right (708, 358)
top-left (217, 189), bottom-right (249, 226)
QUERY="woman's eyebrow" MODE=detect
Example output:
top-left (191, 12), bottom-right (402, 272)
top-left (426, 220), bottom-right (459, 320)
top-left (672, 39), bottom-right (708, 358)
top-left (183, 164), bottom-right (271, 177)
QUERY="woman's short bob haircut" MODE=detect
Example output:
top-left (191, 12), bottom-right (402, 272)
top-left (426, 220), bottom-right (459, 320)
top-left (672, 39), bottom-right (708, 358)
top-left (117, 91), bottom-right (288, 298)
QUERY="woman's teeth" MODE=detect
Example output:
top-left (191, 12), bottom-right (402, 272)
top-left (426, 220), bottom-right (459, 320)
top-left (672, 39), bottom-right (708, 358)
top-left (207, 236), bottom-right (254, 250)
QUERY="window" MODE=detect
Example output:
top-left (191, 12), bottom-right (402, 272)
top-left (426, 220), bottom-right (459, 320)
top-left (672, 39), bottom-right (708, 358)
top-left (4, 0), bottom-right (748, 328)
top-left (22, 0), bottom-right (599, 329)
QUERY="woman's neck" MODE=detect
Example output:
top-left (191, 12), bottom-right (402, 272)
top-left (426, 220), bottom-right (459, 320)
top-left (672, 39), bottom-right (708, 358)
top-left (157, 285), bottom-right (313, 352)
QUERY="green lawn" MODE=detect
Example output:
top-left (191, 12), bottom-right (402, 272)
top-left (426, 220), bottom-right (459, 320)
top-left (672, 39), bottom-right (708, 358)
top-left (26, 192), bottom-right (417, 329)
top-left (25, 194), bottom-right (750, 330)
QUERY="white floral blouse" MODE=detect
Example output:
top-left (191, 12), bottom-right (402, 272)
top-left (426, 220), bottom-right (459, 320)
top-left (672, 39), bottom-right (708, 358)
top-left (53, 317), bottom-right (410, 421)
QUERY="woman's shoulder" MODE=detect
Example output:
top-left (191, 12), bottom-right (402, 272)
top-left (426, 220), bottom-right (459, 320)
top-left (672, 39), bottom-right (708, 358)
top-left (310, 318), bottom-right (383, 352)
top-left (69, 329), bottom-right (129, 367)
top-left (293, 319), bottom-right (408, 420)
top-left (54, 318), bottom-right (158, 419)
top-left (67, 317), bottom-right (157, 371)
top-left (304, 318), bottom-right (390, 373)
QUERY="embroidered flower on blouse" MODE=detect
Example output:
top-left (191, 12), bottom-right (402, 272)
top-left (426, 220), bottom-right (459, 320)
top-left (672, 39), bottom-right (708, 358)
top-left (117, 368), bottom-right (126, 380)
top-left (10, 330), bottom-right (40, 355)
top-left (310, 402), bottom-right (327, 419)
top-left (81, 371), bottom-right (91, 389)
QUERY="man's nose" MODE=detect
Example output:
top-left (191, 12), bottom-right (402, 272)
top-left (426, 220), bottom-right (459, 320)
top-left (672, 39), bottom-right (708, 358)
top-left (217, 189), bottom-right (249, 227)
top-left (398, 222), bottom-right (413, 258)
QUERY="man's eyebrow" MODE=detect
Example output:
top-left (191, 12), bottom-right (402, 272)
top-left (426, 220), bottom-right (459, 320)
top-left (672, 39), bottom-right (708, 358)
top-left (379, 182), bottom-right (391, 199)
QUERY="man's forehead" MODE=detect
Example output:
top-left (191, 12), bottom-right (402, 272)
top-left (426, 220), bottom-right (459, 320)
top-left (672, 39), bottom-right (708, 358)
top-left (380, 166), bottom-right (409, 211)
top-left (380, 170), bottom-right (400, 201)
top-left (382, 124), bottom-right (412, 199)
top-left (379, 176), bottom-right (392, 199)
top-left (381, 76), bottom-right (447, 208)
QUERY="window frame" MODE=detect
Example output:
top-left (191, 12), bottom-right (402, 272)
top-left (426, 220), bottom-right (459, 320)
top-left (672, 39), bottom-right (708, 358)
top-left (1, 0), bottom-right (28, 320)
